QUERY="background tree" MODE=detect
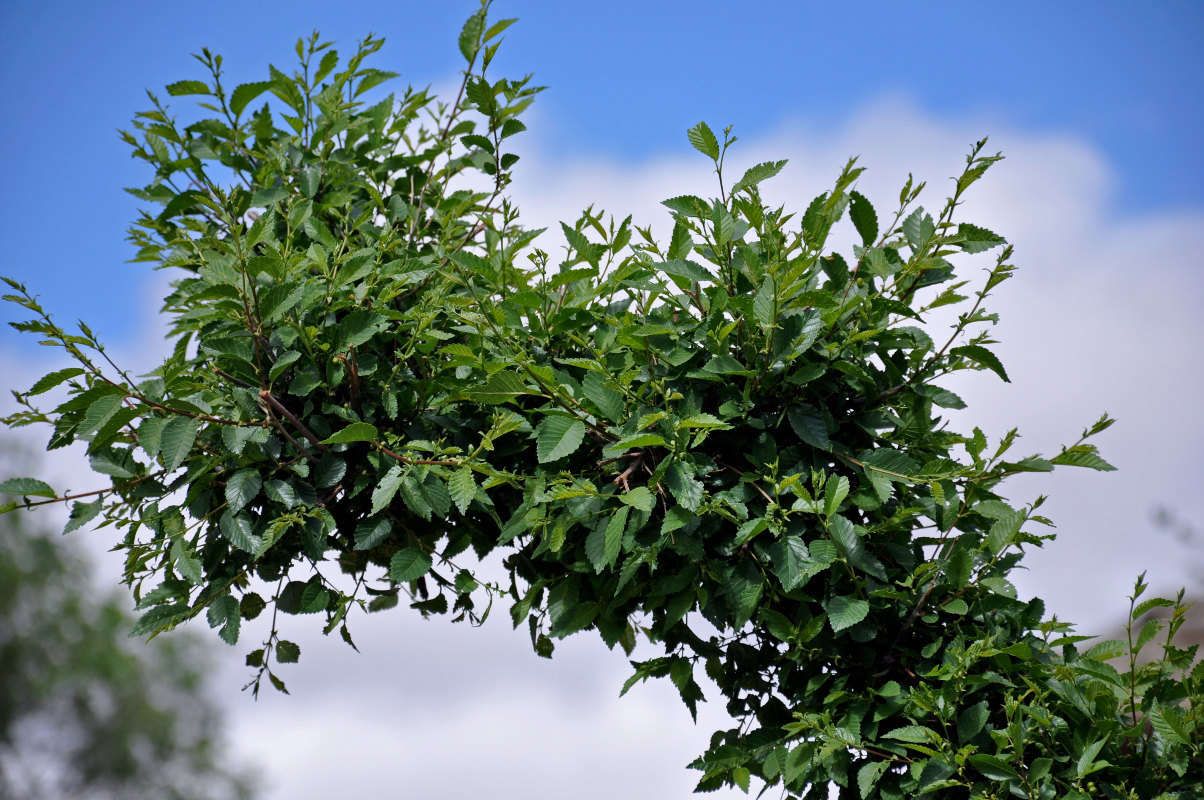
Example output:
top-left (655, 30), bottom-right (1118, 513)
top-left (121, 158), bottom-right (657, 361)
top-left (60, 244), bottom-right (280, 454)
top-left (0, 460), bottom-right (256, 800)
top-left (2, 3), bottom-right (1199, 797)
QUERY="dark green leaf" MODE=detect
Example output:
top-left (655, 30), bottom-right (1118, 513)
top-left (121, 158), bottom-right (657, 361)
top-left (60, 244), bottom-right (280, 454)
top-left (160, 417), bottom-right (199, 472)
top-left (166, 80), bottom-right (211, 96)
top-left (321, 421), bottom-right (378, 444)
top-left (0, 477), bottom-right (56, 498)
top-left (825, 595), bottom-right (868, 632)
top-left (849, 190), bottom-right (878, 247)
top-left (950, 344), bottom-right (1010, 383)
top-left (390, 547), bottom-right (432, 582)
top-left (536, 416), bottom-right (586, 463)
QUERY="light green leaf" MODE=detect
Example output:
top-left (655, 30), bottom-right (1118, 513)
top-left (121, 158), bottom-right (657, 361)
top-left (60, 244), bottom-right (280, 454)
top-left (732, 160), bottom-right (787, 193)
top-left (26, 367), bottom-right (85, 396)
top-left (448, 469), bottom-right (476, 515)
top-left (229, 81), bottom-right (274, 116)
top-left (753, 276), bottom-right (775, 328)
top-left (1051, 444), bottom-right (1116, 471)
top-left (390, 547), bottom-right (432, 582)
top-left (618, 486), bottom-right (654, 512)
top-left (321, 421), bottom-right (378, 444)
top-left (823, 476), bottom-right (850, 516)
top-left (603, 433), bottom-right (666, 458)
top-left (857, 761), bottom-right (887, 799)
top-left (467, 371), bottom-right (533, 404)
top-left (686, 121), bottom-right (719, 160)
top-left (160, 417), bottom-right (199, 472)
top-left (883, 725), bottom-right (938, 744)
top-left (825, 595), bottom-right (868, 632)
top-left (166, 79), bottom-right (211, 96)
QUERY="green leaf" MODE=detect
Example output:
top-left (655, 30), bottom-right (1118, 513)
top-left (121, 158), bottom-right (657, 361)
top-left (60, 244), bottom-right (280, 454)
top-left (1051, 444), bottom-right (1116, 471)
top-left (390, 547), bottom-right (432, 582)
top-left (321, 421), bottom-right (379, 444)
top-left (64, 498), bottom-right (103, 533)
top-left (686, 121), bottom-right (719, 160)
top-left (586, 506), bottom-right (628, 572)
top-left (969, 754), bottom-right (1019, 781)
top-left (298, 165), bottom-right (321, 198)
top-left (957, 700), bottom-right (990, 743)
top-left (371, 465), bottom-right (404, 514)
top-left (618, 486), bottom-right (654, 512)
top-left (275, 640), bottom-right (301, 663)
top-left (166, 79), bottom-right (211, 96)
top-left (788, 404), bottom-right (829, 450)
top-left (753, 276), bottom-right (776, 328)
top-left (207, 595), bottom-right (240, 645)
top-left (224, 469), bottom-right (262, 513)
top-left (582, 372), bottom-right (624, 421)
top-left (160, 417), bottom-right (199, 472)
top-left (825, 595), bottom-right (868, 632)
top-left (229, 81), bottom-right (273, 116)
top-left (448, 469), bottom-right (476, 515)
top-left (219, 510), bottom-right (261, 553)
top-left (883, 725), bottom-right (937, 743)
top-left (658, 258), bottom-right (714, 284)
top-left (467, 371), bottom-right (534, 404)
top-left (664, 461), bottom-right (704, 511)
top-left (766, 537), bottom-right (824, 592)
top-left (823, 476), bottom-right (850, 516)
top-left (458, 6), bottom-right (485, 61)
top-left (849, 190), bottom-right (878, 247)
top-left (263, 479), bottom-right (299, 508)
top-left (0, 477), bottom-right (56, 498)
top-left (732, 160), bottom-right (787, 194)
top-left (603, 433), bottom-right (666, 458)
top-left (950, 344), bottom-right (1010, 383)
top-left (26, 367), bottom-right (85, 396)
top-left (857, 761), bottom-right (888, 799)
top-left (957, 223), bottom-right (1006, 253)
top-left (536, 416), bottom-right (586, 463)
top-left (354, 517), bottom-right (392, 550)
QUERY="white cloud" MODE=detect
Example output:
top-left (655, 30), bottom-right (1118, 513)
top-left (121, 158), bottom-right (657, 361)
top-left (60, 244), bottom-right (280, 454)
top-left (3, 94), bottom-right (1201, 800)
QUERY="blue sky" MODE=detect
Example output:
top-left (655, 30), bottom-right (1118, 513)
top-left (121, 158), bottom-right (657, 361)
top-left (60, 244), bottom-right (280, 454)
top-left (1, 1), bottom-right (1201, 347)
top-left (2, 4), bottom-right (1202, 800)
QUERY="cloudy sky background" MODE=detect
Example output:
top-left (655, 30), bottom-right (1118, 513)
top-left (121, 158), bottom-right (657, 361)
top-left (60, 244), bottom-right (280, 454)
top-left (2, 2), bottom-right (1202, 798)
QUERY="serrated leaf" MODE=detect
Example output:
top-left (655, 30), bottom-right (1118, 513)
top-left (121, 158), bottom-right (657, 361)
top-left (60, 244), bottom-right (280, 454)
top-left (78, 394), bottom-right (124, 438)
top-left (321, 421), bottom-right (378, 444)
top-left (448, 469), bottom-right (476, 515)
top-left (849, 190), bottom-right (878, 247)
top-left (1051, 444), bottom-right (1116, 471)
top-left (537, 416), bottom-right (586, 463)
top-left (823, 477), bottom-right (850, 516)
top-left (664, 461), bottom-right (704, 511)
top-left (0, 477), bottom-right (56, 498)
top-left (732, 160), bottom-right (787, 193)
top-left (618, 486), bottom-right (654, 512)
top-left (958, 700), bottom-right (990, 743)
top-left (275, 640), bottom-right (301, 663)
top-left (229, 81), bottom-right (273, 116)
top-left (219, 510), bottom-right (261, 553)
top-left (166, 79), bottom-right (211, 96)
top-left (160, 416), bottom-right (199, 472)
top-left (467, 371), bottom-right (533, 404)
top-left (825, 595), bottom-right (868, 632)
top-left (390, 547), bottom-right (432, 582)
top-left (766, 537), bottom-right (825, 592)
top-left (686, 121), bottom-right (719, 160)
top-left (224, 469), bottom-right (262, 512)
top-left (371, 465), bottom-right (404, 514)
top-left (788, 403), bottom-right (829, 450)
top-left (354, 517), bottom-right (392, 550)
top-left (603, 433), bottom-right (666, 458)
top-left (26, 367), bottom-right (85, 396)
top-left (63, 498), bottom-right (103, 533)
top-left (263, 479), bottom-right (299, 508)
top-left (969, 754), bottom-right (1019, 781)
top-left (753, 276), bottom-right (776, 328)
top-left (586, 506), bottom-right (628, 573)
top-left (658, 258), bottom-right (714, 284)
top-left (857, 761), bottom-right (888, 799)
top-left (883, 725), bottom-right (937, 744)
top-left (582, 372), bottom-right (624, 422)
top-left (957, 222), bottom-right (1007, 253)
top-left (950, 344), bottom-right (1010, 383)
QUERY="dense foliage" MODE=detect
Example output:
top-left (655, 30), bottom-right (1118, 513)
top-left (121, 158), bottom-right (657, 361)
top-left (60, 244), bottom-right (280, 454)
top-left (0, 460), bottom-right (254, 800)
top-left (3, 3), bottom-right (1200, 797)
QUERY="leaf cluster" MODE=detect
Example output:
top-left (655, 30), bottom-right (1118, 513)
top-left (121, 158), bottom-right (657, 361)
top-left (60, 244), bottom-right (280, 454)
top-left (2, 4), bottom-right (1199, 797)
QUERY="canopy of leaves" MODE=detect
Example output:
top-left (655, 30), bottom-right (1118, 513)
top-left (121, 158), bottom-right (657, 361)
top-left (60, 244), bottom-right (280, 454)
top-left (2, 3), bottom-right (1200, 797)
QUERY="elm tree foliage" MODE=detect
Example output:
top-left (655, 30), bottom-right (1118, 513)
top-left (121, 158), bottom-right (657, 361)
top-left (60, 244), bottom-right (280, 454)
top-left (3, 3), bottom-right (1200, 797)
